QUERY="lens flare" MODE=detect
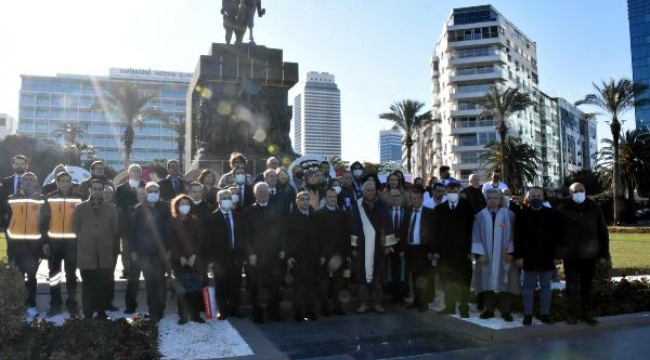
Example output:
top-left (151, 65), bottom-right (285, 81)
top-left (217, 101), bottom-right (231, 115)
top-left (253, 129), bottom-right (267, 143)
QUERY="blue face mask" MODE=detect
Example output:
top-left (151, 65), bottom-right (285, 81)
top-left (530, 198), bottom-right (544, 208)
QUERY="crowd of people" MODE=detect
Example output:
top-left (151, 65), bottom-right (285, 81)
top-left (1, 152), bottom-right (610, 327)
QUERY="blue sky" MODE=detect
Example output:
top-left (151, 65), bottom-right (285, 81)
top-left (0, 0), bottom-right (634, 162)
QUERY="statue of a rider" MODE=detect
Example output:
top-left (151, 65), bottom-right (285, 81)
top-left (221, 0), bottom-right (265, 45)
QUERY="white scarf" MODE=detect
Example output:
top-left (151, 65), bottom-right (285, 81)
top-left (357, 198), bottom-right (376, 283)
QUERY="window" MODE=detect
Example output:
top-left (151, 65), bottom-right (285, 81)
top-left (460, 152), bottom-right (480, 163)
top-left (459, 134), bottom-right (478, 146)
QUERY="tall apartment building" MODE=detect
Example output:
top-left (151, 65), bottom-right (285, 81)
top-left (416, 5), bottom-right (595, 188)
top-left (0, 113), bottom-right (17, 138)
top-left (292, 72), bottom-right (341, 157)
top-left (628, 0), bottom-right (650, 129)
top-left (379, 127), bottom-right (402, 163)
top-left (18, 68), bottom-right (190, 170)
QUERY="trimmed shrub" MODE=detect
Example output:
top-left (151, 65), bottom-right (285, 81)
top-left (0, 315), bottom-right (159, 360)
top-left (0, 259), bottom-right (27, 346)
top-left (608, 226), bottom-right (650, 234)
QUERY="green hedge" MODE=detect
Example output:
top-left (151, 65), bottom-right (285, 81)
top-left (608, 226), bottom-right (650, 234)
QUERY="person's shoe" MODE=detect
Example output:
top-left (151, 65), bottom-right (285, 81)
top-left (322, 308), bottom-right (332, 317)
top-left (26, 307), bottom-right (39, 318)
top-left (177, 317), bottom-right (189, 325)
top-left (394, 298), bottom-right (407, 306)
top-left (479, 310), bottom-right (494, 319)
top-left (67, 304), bottom-right (80, 317)
top-left (191, 316), bottom-right (206, 324)
top-left (217, 312), bottom-right (228, 320)
top-left (268, 314), bottom-right (282, 322)
top-left (437, 308), bottom-right (455, 315)
top-left (124, 307), bottom-right (137, 314)
top-left (523, 315), bottom-right (533, 326)
top-left (372, 304), bottom-right (386, 314)
top-left (580, 315), bottom-right (599, 326)
top-left (46, 306), bottom-right (62, 317)
top-left (333, 308), bottom-right (347, 316)
top-left (407, 302), bottom-right (420, 310)
top-left (294, 312), bottom-right (305, 322)
top-left (502, 313), bottom-right (514, 322)
top-left (253, 315), bottom-right (265, 324)
top-left (150, 315), bottom-right (161, 324)
top-left (308, 312), bottom-right (319, 321)
top-left (356, 304), bottom-right (368, 314)
top-left (121, 270), bottom-right (129, 279)
top-left (106, 304), bottom-right (119, 312)
top-left (539, 315), bottom-right (554, 324)
top-left (566, 317), bottom-right (578, 325)
top-left (96, 311), bottom-right (109, 320)
top-left (460, 310), bottom-right (470, 319)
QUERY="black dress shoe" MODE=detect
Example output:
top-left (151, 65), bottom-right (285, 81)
top-left (191, 316), bottom-right (206, 324)
top-left (523, 315), bottom-right (533, 326)
top-left (269, 314), bottom-right (283, 322)
top-left (407, 302), bottom-right (420, 310)
top-left (178, 318), bottom-right (189, 325)
top-left (580, 315), bottom-right (599, 326)
top-left (502, 313), bottom-right (513, 322)
top-left (106, 304), bottom-right (119, 312)
top-left (539, 315), bottom-right (554, 324)
top-left (124, 307), bottom-right (137, 314)
top-left (294, 313), bottom-right (305, 322)
top-left (460, 310), bottom-right (470, 319)
top-left (230, 308), bottom-right (244, 318)
top-left (308, 312), bottom-right (319, 321)
top-left (332, 308), bottom-right (347, 316)
top-left (479, 310), bottom-right (495, 319)
top-left (322, 308), bottom-right (332, 317)
top-left (566, 317), bottom-right (578, 325)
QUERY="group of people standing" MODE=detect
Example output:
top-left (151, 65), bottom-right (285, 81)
top-left (1, 153), bottom-right (609, 327)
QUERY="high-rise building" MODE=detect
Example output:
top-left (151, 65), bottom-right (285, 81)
top-left (628, 0), bottom-right (650, 129)
top-left (292, 71), bottom-right (341, 157)
top-left (18, 68), bottom-right (191, 170)
top-left (379, 127), bottom-right (402, 163)
top-left (416, 5), bottom-right (595, 188)
top-left (0, 113), bottom-right (17, 138)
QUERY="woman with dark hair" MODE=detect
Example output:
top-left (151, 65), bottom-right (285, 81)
top-left (198, 169), bottom-right (219, 206)
top-left (218, 152), bottom-right (254, 188)
top-left (380, 172), bottom-right (411, 207)
top-left (168, 194), bottom-right (205, 325)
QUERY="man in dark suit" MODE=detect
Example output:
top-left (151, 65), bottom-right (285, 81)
top-left (460, 174), bottom-right (485, 214)
top-left (114, 164), bottom-right (146, 279)
top-left (203, 189), bottom-right (245, 319)
top-left (157, 159), bottom-right (188, 201)
top-left (286, 191), bottom-right (322, 322)
top-left (385, 188), bottom-right (410, 305)
top-left (77, 161), bottom-right (115, 199)
top-left (316, 187), bottom-right (351, 316)
top-left (243, 182), bottom-right (287, 323)
top-left (1, 154), bottom-right (30, 228)
top-left (404, 188), bottom-right (435, 311)
top-left (188, 182), bottom-right (214, 220)
top-left (432, 182), bottom-right (475, 318)
top-left (265, 169), bottom-right (292, 214)
top-left (232, 167), bottom-right (254, 209)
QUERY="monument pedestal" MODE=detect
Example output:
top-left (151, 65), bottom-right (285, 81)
top-left (185, 43), bottom-right (299, 174)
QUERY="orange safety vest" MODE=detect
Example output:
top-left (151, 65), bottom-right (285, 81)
top-left (47, 198), bottom-right (81, 239)
top-left (7, 198), bottom-right (45, 240)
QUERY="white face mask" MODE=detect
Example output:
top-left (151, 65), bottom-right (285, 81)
top-left (220, 199), bottom-right (233, 211)
top-left (179, 205), bottom-right (191, 215)
top-left (193, 199), bottom-right (202, 205)
top-left (235, 174), bottom-right (246, 184)
top-left (146, 192), bottom-right (159, 203)
top-left (446, 193), bottom-right (459, 203)
top-left (352, 170), bottom-right (363, 178)
top-left (572, 192), bottom-right (586, 203)
top-left (333, 186), bottom-right (342, 195)
top-left (128, 179), bottom-right (140, 188)
top-left (230, 194), bottom-right (239, 204)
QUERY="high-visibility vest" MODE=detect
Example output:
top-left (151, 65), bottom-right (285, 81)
top-left (47, 198), bottom-right (81, 239)
top-left (7, 198), bottom-right (45, 240)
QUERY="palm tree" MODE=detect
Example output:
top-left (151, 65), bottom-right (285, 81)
top-left (576, 78), bottom-right (649, 224)
top-left (101, 82), bottom-right (158, 169)
top-left (52, 121), bottom-right (87, 146)
top-left (379, 100), bottom-right (432, 173)
top-left (596, 129), bottom-right (650, 204)
top-left (160, 115), bottom-right (185, 170)
top-left (479, 137), bottom-right (540, 194)
top-left (480, 85), bottom-right (534, 184)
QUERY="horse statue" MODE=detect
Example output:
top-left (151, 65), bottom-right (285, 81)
top-left (221, 0), bottom-right (265, 45)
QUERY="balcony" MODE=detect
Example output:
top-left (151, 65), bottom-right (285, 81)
top-left (450, 108), bottom-right (481, 117)
top-left (447, 37), bottom-right (502, 49)
top-left (450, 90), bottom-right (489, 100)
top-left (452, 162), bottom-right (481, 170)
top-left (447, 51), bottom-right (508, 68)
top-left (451, 144), bottom-right (485, 152)
top-left (449, 68), bottom-right (506, 83)
top-left (451, 125), bottom-right (494, 135)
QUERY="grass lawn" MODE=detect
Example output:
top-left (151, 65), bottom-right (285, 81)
top-left (610, 232), bottom-right (650, 276)
top-left (0, 233), bottom-right (6, 262)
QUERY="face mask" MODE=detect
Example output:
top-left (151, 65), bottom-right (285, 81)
top-left (230, 194), bottom-right (239, 204)
top-left (193, 199), bottom-right (202, 205)
top-left (530, 198), bottom-right (544, 208)
top-left (446, 193), bottom-right (459, 203)
top-left (179, 205), bottom-right (191, 215)
top-left (146, 192), bottom-right (159, 203)
top-left (235, 174), bottom-right (246, 184)
top-left (352, 169), bottom-right (363, 178)
top-left (128, 179), bottom-right (140, 188)
top-left (333, 186), bottom-right (342, 195)
top-left (572, 192), bottom-right (586, 204)
top-left (220, 199), bottom-right (233, 211)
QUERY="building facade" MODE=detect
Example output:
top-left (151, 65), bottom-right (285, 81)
top-left (379, 127), bottom-right (402, 163)
top-left (18, 68), bottom-right (190, 170)
top-left (629, 0), bottom-right (650, 129)
top-left (292, 72), bottom-right (341, 157)
top-left (0, 113), bottom-right (17, 138)
top-left (416, 5), bottom-right (595, 188)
